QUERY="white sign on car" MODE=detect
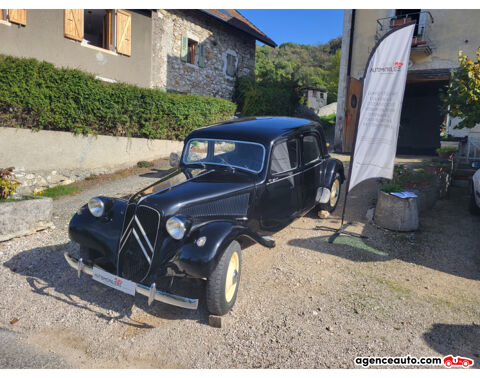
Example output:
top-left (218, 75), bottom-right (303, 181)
top-left (92, 267), bottom-right (136, 296)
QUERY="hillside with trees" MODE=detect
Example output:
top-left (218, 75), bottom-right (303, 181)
top-left (234, 37), bottom-right (341, 117)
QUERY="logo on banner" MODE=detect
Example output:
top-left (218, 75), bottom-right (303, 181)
top-left (370, 61), bottom-right (404, 74)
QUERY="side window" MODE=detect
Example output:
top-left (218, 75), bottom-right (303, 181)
top-left (270, 139), bottom-right (298, 175)
top-left (302, 135), bottom-right (321, 164)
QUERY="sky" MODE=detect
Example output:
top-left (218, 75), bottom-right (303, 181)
top-left (238, 9), bottom-right (344, 46)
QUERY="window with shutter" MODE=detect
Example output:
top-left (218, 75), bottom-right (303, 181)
top-left (187, 39), bottom-right (198, 65)
top-left (116, 10), bottom-right (131, 56)
top-left (198, 42), bottom-right (205, 68)
top-left (180, 35), bottom-right (188, 62)
top-left (8, 9), bottom-right (26, 26)
top-left (64, 9), bottom-right (83, 41)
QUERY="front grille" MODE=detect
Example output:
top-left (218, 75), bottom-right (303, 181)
top-left (183, 193), bottom-right (249, 218)
top-left (117, 204), bottom-right (161, 282)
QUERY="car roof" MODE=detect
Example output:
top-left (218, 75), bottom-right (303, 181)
top-left (186, 117), bottom-right (318, 145)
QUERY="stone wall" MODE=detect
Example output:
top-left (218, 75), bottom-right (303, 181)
top-left (151, 10), bottom-right (256, 100)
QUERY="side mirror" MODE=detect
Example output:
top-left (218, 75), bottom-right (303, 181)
top-left (169, 152), bottom-right (181, 168)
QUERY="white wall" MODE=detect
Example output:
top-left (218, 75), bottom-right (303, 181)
top-left (0, 127), bottom-right (183, 171)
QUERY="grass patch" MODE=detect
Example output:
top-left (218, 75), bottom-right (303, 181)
top-left (373, 277), bottom-right (411, 297)
top-left (37, 185), bottom-right (82, 200)
top-left (319, 235), bottom-right (388, 256)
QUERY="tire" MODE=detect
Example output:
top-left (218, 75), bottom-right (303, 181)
top-left (206, 240), bottom-right (242, 315)
top-left (469, 182), bottom-right (480, 215)
top-left (318, 172), bottom-right (342, 213)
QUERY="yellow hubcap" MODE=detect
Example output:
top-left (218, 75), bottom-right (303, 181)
top-left (225, 251), bottom-right (239, 303)
top-left (330, 179), bottom-right (340, 207)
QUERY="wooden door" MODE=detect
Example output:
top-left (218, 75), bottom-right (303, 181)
top-left (344, 77), bottom-right (362, 153)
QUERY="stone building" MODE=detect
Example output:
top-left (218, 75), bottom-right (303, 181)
top-left (0, 9), bottom-right (275, 100)
top-left (152, 10), bottom-right (275, 99)
top-left (304, 88), bottom-right (328, 115)
top-left (335, 9), bottom-right (480, 155)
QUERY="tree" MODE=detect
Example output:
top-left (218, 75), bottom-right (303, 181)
top-left (442, 48), bottom-right (480, 129)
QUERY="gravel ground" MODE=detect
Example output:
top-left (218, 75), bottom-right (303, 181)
top-left (0, 165), bottom-right (479, 368)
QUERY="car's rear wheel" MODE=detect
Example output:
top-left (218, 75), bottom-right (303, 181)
top-left (206, 240), bottom-right (242, 315)
top-left (318, 172), bottom-right (342, 213)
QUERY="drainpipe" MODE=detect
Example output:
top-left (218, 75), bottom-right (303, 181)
top-left (334, 9), bottom-right (355, 152)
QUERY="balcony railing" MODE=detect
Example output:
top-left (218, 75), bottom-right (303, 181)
top-left (376, 11), bottom-right (434, 55)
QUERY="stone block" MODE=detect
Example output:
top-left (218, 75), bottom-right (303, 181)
top-left (374, 191), bottom-right (419, 232)
top-left (0, 197), bottom-right (53, 242)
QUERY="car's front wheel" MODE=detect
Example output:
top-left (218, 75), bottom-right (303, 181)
top-left (318, 172), bottom-right (342, 213)
top-left (206, 240), bottom-right (242, 315)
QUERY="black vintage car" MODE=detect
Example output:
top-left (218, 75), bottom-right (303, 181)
top-left (65, 117), bottom-right (345, 315)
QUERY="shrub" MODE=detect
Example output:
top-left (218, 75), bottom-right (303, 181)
top-left (436, 147), bottom-right (458, 156)
top-left (380, 182), bottom-right (403, 194)
top-left (137, 160), bottom-right (154, 168)
top-left (0, 55), bottom-right (236, 140)
top-left (0, 167), bottom-right (19, 200)
top-left (319, 114), bottom-right (336, 129)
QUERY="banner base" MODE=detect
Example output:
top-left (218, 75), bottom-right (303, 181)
top-left (314, 222), bottom-right (368, 244)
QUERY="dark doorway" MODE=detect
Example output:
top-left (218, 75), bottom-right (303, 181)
top-left (397, 80), bottom-right (446, 155)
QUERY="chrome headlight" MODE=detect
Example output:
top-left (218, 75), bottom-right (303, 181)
top-left (88, 197), bottom-right (105, 218)
top-left (166, 216), bottom-right (186, 240)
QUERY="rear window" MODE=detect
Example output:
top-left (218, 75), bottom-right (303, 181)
top-left (303, 135), bottom-right (321, 164)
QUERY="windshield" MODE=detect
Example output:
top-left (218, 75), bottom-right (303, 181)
top-left (183, 139), bottom-right (265, 173)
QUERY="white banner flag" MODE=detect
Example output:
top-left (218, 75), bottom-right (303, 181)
top-left (348, 24), bottom-right (415, 192)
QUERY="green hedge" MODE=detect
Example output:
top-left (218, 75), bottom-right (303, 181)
top-left (0, 55), bottom-right (236, 140)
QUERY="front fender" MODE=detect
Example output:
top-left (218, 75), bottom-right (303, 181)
top-left (175, 221), bottom-right (247, 278)
top-left (68, 199), bottom-right (127, 266)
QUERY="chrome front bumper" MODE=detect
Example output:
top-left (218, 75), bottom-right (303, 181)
top-left (64, 252), bottom-right (198, 310)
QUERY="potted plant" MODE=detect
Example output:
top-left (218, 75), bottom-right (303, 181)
top-left (0, 167), bottom-right (19, 200)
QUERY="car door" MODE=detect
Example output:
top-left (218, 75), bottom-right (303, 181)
top-left (258, 137), bottom-right (302, 232)
top-left (299, 132), bottom-right (326, 212)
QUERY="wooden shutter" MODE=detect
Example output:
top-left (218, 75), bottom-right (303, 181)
top-left (64, 9), bottom-right (83, 41)
top-left (198, 42), bottom-right (205, 68)
top-left (116, 10), bottom-right (131, 56)
top-left (8, 9), bottom-right (26, 25)
top-left (180, 35), bottom-right (188, 62)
